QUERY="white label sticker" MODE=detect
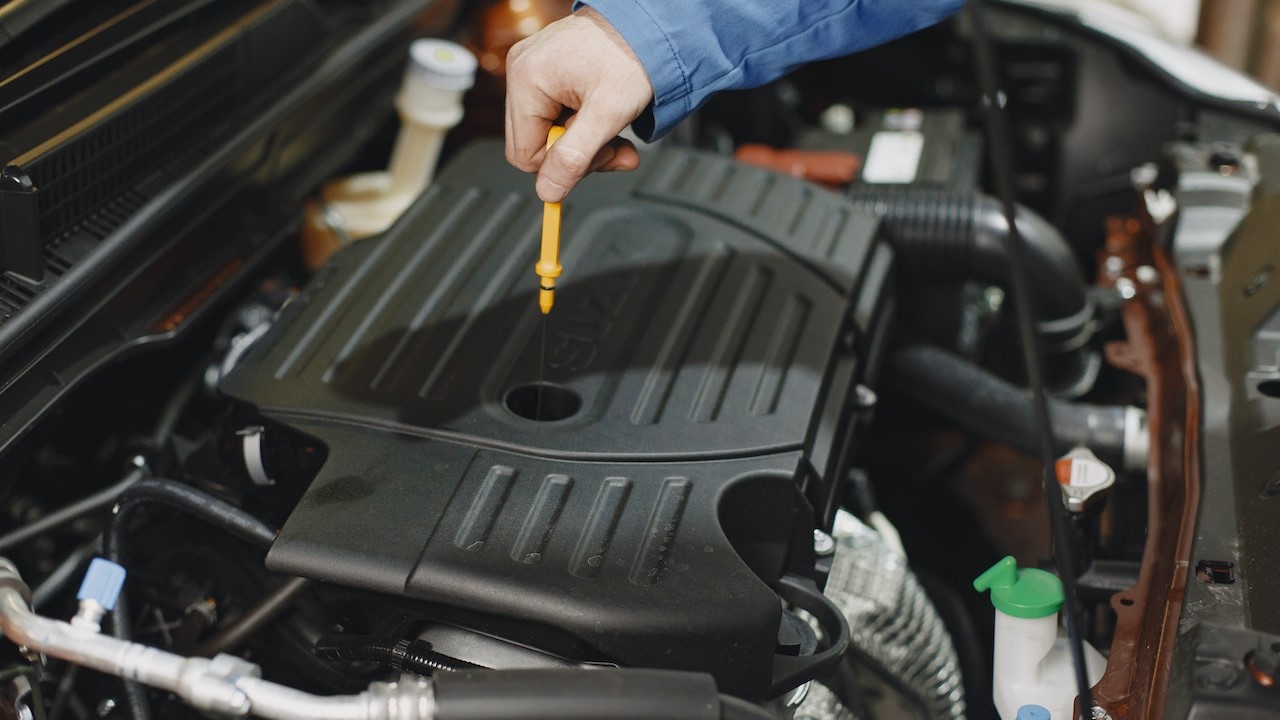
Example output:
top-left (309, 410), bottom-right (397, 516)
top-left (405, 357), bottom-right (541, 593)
top-left (1067, 459), bottom-right (1111, 488)
top-left (861, 131), bottom-right (925, 184)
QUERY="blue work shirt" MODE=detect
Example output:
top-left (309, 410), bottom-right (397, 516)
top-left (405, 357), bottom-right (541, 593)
top-left (574, 0), bottom-right (965, 140)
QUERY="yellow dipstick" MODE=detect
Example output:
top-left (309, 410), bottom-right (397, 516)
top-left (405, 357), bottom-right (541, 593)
top-left (536, 125), bottom-right (566, 315)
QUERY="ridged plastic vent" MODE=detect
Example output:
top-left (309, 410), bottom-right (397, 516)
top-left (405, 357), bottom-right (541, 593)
top-left (0, 276), bottom-right (34, 320)
top-left (28, 51), bottom-right (236, 243)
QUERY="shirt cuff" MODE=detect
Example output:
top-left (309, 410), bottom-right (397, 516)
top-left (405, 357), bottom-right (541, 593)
top-left (573, 0), bottom-right (690, 141)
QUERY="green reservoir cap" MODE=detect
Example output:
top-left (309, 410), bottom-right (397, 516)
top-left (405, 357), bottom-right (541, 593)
top-left (973, 556), bottom-right (1063, 619)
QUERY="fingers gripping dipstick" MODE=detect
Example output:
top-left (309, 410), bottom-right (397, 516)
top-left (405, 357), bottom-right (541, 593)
top-left (536, 125), bottom-right (566, 314)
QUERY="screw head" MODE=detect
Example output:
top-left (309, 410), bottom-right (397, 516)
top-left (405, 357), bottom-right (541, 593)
top-left (1116, 278), bottom-right (1138, 301)
top-left (1130, 163), bottom-right (1159, 189)
top-left (853, 384), bottom-right (877, 409)
top-left (1243, 265), bottom-right (1273, 298)
top-left (813, 530), bottom-right (836, 557)
top-left (818, 104), bottom-right (855, 135)
top-left (982, 285), bottom-right (1006, 312)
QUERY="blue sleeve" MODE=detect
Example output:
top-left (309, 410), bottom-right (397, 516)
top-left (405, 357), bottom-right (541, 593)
top-left (573, 0), bottom-right (965, 140)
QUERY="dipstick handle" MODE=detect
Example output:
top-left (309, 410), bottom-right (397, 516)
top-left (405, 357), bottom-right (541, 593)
top-left (536, 125), bottom-right (566, 314)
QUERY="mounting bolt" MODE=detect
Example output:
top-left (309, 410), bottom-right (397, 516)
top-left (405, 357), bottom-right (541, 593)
top-left (813, 530), bottom-right (836, 557)
top-left (819, 104), bottom-right (856, 135)
top-left (1243, 265), bottom-right (1273, 299)
top-left (1116, 277), bottom-right (1138, 301)
top-left (1129, 162), bottom-right (1158, 189)
top-left (1135, 265), bottom-right (1159, 285)
top-left (853, 384), bottom-right (877, 410)
top-left (982, 285), bottom-right (1006, 313)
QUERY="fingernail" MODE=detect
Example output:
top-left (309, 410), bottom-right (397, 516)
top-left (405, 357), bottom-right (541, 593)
top-left (536, 176), bottom-right (567, 202)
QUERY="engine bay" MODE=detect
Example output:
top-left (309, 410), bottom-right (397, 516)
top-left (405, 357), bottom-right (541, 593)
top-left (2, 1), bottom-right (1280, 719)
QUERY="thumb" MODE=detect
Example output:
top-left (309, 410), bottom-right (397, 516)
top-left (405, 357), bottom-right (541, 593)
top-left (536, 103), bottom-right (630, 202)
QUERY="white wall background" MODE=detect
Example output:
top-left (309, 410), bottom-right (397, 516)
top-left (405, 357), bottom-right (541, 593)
top-left (1031, 0), bottom-right (1202, 43)
top-left (1114, 0), bottom-right (1201, 42)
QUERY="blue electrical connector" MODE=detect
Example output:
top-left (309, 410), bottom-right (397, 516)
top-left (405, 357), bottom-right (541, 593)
top-left (76, 558), bottom-right (126, 611)
top-left (1016, 705), bottom-right (1052, 720)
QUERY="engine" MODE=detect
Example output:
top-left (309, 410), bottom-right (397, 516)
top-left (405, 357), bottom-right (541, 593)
top-left (4, 2), bottom-right (1280, 720)
top-left (219, 141), bottom-right (889, 694)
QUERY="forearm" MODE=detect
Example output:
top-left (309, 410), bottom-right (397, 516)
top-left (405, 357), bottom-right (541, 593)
top-left (576, 0), bottom-right (965, 139)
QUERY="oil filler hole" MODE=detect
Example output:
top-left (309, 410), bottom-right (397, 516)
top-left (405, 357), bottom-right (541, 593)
top-left (505, 382), bottom-right (582, 422)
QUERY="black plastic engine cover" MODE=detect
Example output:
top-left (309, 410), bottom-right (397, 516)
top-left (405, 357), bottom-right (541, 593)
top-left (220, 142), bottom-right (888, 694)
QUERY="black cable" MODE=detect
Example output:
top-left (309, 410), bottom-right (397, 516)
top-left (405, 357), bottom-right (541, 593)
top-left (965, 2), bottom-right (1095, 717)
top-left (146, 365), bottom-right (205, 451)
top-left (32, 538), bottom-right (98, 610)
top-left (111, 657), bottom-right (151, 720)
top-left (47, 664), bottom-right (80, 720)
top-left (0, 469), bottom-right (144, 553)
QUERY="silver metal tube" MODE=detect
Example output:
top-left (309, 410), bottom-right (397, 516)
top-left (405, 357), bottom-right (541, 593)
top-left (2, 584), bottom-right (174, 685)
top-left (237, 679), bottom-right (372, 720)
top-left (238, 677), bottom-right (436, 720)
top-left (0, 559), bottom-right (435, 720)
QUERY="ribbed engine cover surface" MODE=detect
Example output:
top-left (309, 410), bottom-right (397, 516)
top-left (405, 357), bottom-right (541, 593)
top-left (219, 142), bottom-right (886, 692)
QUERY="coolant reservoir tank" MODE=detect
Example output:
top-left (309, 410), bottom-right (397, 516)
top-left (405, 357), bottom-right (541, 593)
top-left (301, 39), bottom-right (477, 269)
top-left (974, 556), bottom-right (1105, 720)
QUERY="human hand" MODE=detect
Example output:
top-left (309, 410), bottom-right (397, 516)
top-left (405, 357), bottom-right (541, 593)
top-left (505, 6), bottom-right (653, 202)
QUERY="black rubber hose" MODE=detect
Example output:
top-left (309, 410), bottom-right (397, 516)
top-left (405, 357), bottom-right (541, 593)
top-left (887, 344), bottom-right (1135, 469)
top-left (104, 479), bottom-right (277, 559)
top-left (103, 479), bottom-right (278, 720)
top-left (313, 635), bottom-right (481, 675)
top-left (848, 188), bottom-right (1093, 349)
top-left (146, 365), bottom-right (204, 451)
top-left (32, 538), bottom-right (98, 610)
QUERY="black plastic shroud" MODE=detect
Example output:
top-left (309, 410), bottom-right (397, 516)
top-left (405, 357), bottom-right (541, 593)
top-left (221, 142), bottom-right (891, 696)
